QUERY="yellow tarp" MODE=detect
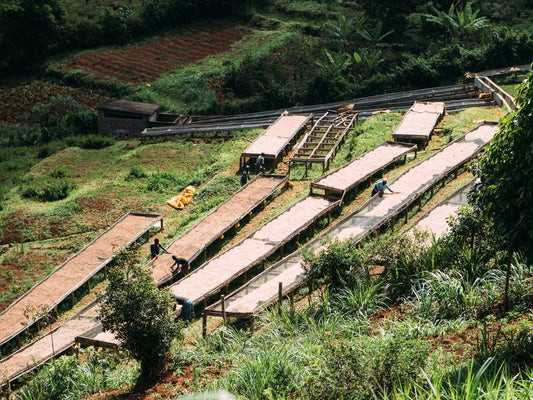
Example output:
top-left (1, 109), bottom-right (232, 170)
top-left (167, 185), bottom-right (196, 210)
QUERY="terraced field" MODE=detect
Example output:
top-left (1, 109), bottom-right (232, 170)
top-left (56, 24), bottom-right (246, 85)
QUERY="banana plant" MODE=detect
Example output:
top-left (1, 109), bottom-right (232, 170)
top-left (325, 15), bottom-right (365, 52)
top-left (352, 48), bottom-right (384, 77)
top-left (315, 49), bottom-right (353, 79)
top-left (358, 20), bottom-right (394, 45)
top-left (421, 1), bottom-right (488, 46)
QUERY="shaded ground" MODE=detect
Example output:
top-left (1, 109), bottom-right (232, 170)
top-left (0, 81), bottom-right (106, 125)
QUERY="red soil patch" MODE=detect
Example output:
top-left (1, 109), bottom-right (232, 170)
top-left (58, 24), bottom-right (247, 85)
top-left (85, 362), bottom-right (228, 399)
top-left (0, 211), bottom-right (40, 244)
top-left (0, 81), bottom-right (107, 125)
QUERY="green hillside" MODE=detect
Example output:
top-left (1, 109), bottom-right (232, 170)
top-left (0, 1), bottom-right (532, 399)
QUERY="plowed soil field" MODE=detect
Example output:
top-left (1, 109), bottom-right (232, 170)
top-left (56, 24), bottom-right (246, 85)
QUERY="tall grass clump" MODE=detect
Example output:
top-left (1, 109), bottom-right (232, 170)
top-left (383, 359), bottom-right (533, 400)
top-left (15, 350), bottom-right (138, 400)
top-left (221, 344), bottom-right (301, 400)
top-left (411, 270), bottom-right (500, 321)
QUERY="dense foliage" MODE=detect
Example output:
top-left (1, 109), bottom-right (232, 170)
top-left (474, 69), bottom-right (533, 260)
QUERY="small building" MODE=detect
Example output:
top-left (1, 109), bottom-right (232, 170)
top-left (97, 99), bottom-right (162, 139)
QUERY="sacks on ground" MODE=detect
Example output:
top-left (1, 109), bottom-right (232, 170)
top-left (167, 185), bottom-right (196, 209)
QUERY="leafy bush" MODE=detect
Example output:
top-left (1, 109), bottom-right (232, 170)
top-left (65, 134), bottom-right (115, 149)
top-left (0, 124), bottom-right (40, 147)
top-left (27, 96), bottom-right (84, 126)
top-left (126, 166), bottom-right (147, 181)
top-left (38, 141), bottom-right (67, 158)
top-left (366, 329), bottom-right (430, 394)
top-left (146, 171), bottom-right (190, 194)
top-left (303, 237), bottom-right (365, 290)
top-left (21, 177), bottom-right (76, 202)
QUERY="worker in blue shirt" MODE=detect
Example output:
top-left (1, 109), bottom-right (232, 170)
top-left (371, 177), bottom-right (394, 197)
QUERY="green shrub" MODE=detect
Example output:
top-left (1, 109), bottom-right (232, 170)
top-left (65, 110), bottom-right (98, 135)
top-left (303, 237), bottom-right (365, 290)
top-left (126, 166), bottom-right (147, 181)
top-left (28, 96), bottom-right (84, 127)
top-left (38, 141), bottom-right (67, 158)
top-left (21, 177), bottom-right (76, 202)
top-left (146, 171), bottom-right (189, 193)
top-left (0, 124), bottom-right (41, 147)
top-left (138, 71), bottom-right (217, 114)
top-left (367, 330), bottom-right (431, 394)
top-left (65, 134), bottom-right (115, 150)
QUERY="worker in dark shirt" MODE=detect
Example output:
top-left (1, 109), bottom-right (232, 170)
top-left (150, 238), bottom-right (169, 259)
top-left (171, 255), bottom-right (189, 277)
top-left (240, 165), bottom-right (251, 187)
top-left (255, 152), bottom-right (265, 174)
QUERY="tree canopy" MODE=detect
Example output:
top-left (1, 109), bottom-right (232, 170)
top-left (98, 247), bottom-right (181, 383)
top-left (473, 67), bottom-right (533, 260)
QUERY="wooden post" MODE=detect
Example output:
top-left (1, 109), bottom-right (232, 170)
top-left (289, 291), bottom-right (294, 312)
top-left (87, 280), bottom-right (91, 292)
top-left (221, 295), bottom-right (226, 325)
top-left (404, 209), bottom-right (409, 224)
top-left (224, 285), bottom-right (229, 296)
top-left (263, 259), bottom-right (266, 270)
top-left (202, 313), bottom-right (207, 338)
top-left (71, 292), bottom-right (75, 308)
top-left (244, 270), bottom-right (248, 283)
top-left (280, 245), bottom-right (284, 258)
top-left (328, 210), bottom-right (331, 225)
top-left (204, 247), bottom-right (207, 262)
top-left (278, 282), bottom-right (283, 315)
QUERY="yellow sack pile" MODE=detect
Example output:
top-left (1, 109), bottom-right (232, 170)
top-left (167, 185), bottom-right (196, 210)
